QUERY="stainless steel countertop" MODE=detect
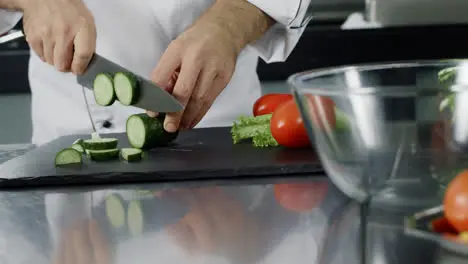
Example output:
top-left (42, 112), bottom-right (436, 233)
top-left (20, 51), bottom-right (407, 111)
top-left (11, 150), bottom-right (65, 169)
top-left (0, 145), bottom-right (466, 264)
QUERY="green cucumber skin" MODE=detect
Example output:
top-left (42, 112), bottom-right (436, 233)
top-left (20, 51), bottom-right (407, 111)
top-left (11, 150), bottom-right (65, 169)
top-left (93, 73), bottom-right (116, 106)
top-left (87, 149), bottom-right (119, 161)
top-left (126, 113), bottom-right (179, 149)
top-left (114, 72), bottom-right (140, 106)
top-left (83, 139), bottom-right (118, 151)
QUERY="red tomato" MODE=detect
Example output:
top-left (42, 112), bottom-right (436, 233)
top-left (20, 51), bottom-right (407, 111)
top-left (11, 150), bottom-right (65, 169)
top-left (270, 100), bottom-right (311, 148)
top-left (429, 216), bottom-right (458, 234)
top-left (306, 95), bottom-right (336, 131)
top-left (274, 183), bottom-right (328, 213)
top-left (253, 94), bottom-right (293, 116)
top-left (444, 170), bottom-right (468, 232)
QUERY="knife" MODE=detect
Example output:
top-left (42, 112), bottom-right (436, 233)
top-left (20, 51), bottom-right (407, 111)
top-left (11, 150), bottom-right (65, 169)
top-left (77, 53), bottom-right (183, 113)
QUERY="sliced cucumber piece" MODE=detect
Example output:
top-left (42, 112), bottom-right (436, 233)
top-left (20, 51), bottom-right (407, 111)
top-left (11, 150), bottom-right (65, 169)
top-left (87, 148), bottom-right (119, 161)
top-left (71, 143), bottom-right (85, 153)
top-left (91, 132), bottom-right (101, 140)
top-left (55, 148), bottom-right (83, 167)
top-left (126, 114), bottom-right (178, 149)
top-left (120, 148), bottom-right (143, 162)
top-left (127, 200), bottom-right (144, 237)
top-left (83, 138), bottom-right (118, 150)
top-left (73, 138), bottom-right (84, 146)
top-left (105, 194), bottom-right (126, 228)
top-left (114, 72), bottom-right (140, 106)
top-left (93, 73), bottom-right (116, 106)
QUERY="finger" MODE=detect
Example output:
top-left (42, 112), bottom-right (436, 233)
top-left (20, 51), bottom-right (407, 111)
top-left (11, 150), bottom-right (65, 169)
top-left (71, 223), bottom-right (93, 264)
top-left (146, 110), bottom-right (158, 118)
top-left (166, 222), bottom-right (197, 255)
top-left (54, 32), bottom-right (74, 72)
top-left (71, 23), bottom-right (96, 75)
top-left (150, 45), bottom-right (182, 89)
top-left (88, 220), bottom-right (112, 264)
top-left (51, 231), bottom-right (67, 264)
top-left (43, 38), bottom-right (55, 65)
top-left (188, 76), bottom-right (226, 128)
top-left (164, 63), bottom-right (201, 132)
top-left (180, 69), bottom-right (216, 129)
top-left (63, 228), bottom-right (76, 264)
top-left (26, 36), bottom-right (45, 61)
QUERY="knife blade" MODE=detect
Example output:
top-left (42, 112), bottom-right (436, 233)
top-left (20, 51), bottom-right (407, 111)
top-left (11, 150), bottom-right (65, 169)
top-left (77, 53), bottom-right (183, 113)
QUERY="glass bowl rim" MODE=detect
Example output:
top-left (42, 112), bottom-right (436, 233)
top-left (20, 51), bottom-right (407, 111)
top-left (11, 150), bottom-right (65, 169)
top-left (287, 59), bottom-right (468, 96)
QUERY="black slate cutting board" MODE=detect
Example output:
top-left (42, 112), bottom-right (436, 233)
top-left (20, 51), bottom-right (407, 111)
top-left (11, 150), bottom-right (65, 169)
top-left (0, 127), bottom-right (323, 188)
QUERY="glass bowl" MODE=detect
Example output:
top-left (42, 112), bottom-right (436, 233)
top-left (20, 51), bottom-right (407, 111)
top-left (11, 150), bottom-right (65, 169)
top-left (288, 60), bottom-right (468, 209)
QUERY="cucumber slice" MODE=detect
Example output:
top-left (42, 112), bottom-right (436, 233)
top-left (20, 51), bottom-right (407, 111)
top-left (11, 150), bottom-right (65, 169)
top-left (71, 143), bottom-right (85, 153)
top-left (105, 194), bottom-right (126, 228)
top-left (55, 148), bottom-right (83, 167)
top-left (91, 132), bottom-right (101, 140)
top-left (114, 72), bottom-right (140, 106)
top-left (83, 138), bottom-right (118, 150)
top-left (127, 200), bottom-right (144, 237)
top-left (87, 148), bottom-right (119, 161)
top-left (120, 148), bottom-right (143, 162)
top-left (73, 138), bottom-right (84, 146)
top-left (93, 73), bottom-right (116, 106)
top-left (126, 114), bottom-right (178, 149)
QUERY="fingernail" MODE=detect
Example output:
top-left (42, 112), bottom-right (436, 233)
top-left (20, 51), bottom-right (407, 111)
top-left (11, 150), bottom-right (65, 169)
top-left (147, 111), bottom-right (157, 118)
top-left (165, 122), bottom-right (177, 132)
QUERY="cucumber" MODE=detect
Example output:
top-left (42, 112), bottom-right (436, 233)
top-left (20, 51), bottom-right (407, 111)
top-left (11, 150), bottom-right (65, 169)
top-left (71, 143), bottom-right (85, 153)
top-left (105, 194), bottom-right (126, 229)
top-left (83, 138), bottom-right (118, 150)
top-left (114, 72), bottom-right (140, 106)
top-left (87, 148), bottom-right (119, 161)
top-left (127, 200), bottom-right (144, 237)
top-left (71, 138), bottom-right (85, 153)
top-left (120, 148), bottom-right (143, 162)
top-left (127, 197), bottom-right (188, 237)
top-left (93, 73), bottom-right (116, 106)
top-left (55, 148), bottom-right (83, 167)
top-left (73, 138), bottom-right (84, 146)
top-left (126, 113), bottom-right (178, 149)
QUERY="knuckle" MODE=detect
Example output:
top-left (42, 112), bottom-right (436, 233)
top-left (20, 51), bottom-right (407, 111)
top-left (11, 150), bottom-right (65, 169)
top-left (175, 87), bottom-right (192, 102)
top-left (41, 26), bottom-right (52, 37)
top-left (56, 23), bottom-right (72, 36)
top-left (194, 95), bottom-right (210, 105)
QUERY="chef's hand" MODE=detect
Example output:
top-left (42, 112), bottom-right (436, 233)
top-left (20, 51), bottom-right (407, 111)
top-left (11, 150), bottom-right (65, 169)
top-left (148, 0), bottom-right (274, 132)
top-left (159, 188), bottom-right (262, 262)
top-left (51, 220), bottom-right (111, 264)
top-left (20, 0), bottom-right (96, 74)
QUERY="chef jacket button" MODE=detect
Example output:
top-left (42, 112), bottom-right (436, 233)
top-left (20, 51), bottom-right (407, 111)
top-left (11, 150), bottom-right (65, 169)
top-left (102, 120), bottom-right (113, 128)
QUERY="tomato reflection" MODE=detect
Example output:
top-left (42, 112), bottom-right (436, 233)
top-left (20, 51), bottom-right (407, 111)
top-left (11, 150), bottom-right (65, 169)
top-left (274, 182), bottom-right (328, 213)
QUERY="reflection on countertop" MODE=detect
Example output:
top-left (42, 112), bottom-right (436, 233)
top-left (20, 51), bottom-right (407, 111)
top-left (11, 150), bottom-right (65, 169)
top-left (0, 177), bottom-right (352, 264)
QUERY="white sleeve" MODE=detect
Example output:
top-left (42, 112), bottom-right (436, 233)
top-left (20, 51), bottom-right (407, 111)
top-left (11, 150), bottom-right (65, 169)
top-left (0, 9), bottom-right (22, 35)
top-left (246, 0), bottom-right (311, 63)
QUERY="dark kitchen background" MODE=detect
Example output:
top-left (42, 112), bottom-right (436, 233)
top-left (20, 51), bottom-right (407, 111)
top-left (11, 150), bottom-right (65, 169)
top-left (2, 17), bottom-right (468, 143)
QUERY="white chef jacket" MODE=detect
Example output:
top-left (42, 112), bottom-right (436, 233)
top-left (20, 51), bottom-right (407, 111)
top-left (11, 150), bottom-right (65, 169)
top-left (1, 1), bottom-right (312, 263)
top-left (1, 0), bottom-right (310, 146)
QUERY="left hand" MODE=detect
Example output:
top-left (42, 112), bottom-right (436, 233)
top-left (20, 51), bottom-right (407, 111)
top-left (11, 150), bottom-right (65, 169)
top-left (147, 14), bottom-right (239, 132)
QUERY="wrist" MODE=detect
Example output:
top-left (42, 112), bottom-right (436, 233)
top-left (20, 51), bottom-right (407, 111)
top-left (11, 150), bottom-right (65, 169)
top-left (206, 0), bottom-right (275, 53)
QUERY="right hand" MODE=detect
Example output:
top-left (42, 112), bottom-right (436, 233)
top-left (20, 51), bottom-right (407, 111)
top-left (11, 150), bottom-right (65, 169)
top-left (52, 219), bottom-right (111, 264)
top-left (20, 0), bottom-right (96, 74)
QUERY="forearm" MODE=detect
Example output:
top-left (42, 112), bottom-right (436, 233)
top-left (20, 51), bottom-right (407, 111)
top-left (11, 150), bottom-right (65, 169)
top-left (201, 0), bottom-right (275, 54)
